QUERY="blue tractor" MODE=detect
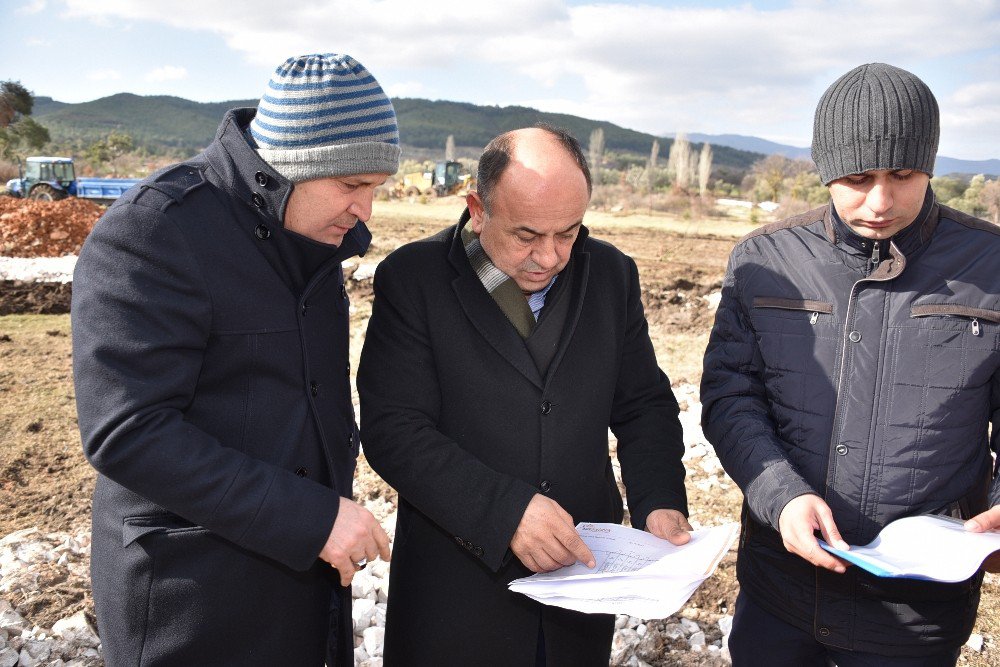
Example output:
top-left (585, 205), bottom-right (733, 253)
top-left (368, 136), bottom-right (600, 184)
top-left (5, 156), bottom-right (140, 203)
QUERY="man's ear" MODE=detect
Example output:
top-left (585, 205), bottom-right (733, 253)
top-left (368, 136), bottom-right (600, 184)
top-left (467, 191), bottom-right (486, 234)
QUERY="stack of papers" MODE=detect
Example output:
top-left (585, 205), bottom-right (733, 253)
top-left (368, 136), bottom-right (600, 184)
top-left (819, 514), bottom-right (1000, 582)
top-left (509, 522), bottom-right (738, 619)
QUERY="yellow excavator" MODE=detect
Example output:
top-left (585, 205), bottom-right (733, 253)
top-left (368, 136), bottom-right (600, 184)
top-left (397, 161), bottom-right (475, 197)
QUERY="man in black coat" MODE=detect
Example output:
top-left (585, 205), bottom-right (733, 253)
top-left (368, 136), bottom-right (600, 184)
top-left (358, 125), bottom-right (691, 665)
top-left (72, 54), bottom-right (397, 666)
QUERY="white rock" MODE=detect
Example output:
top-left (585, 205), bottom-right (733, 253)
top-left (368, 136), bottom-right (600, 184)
top-left (626, 616), bottom-right (642, 629)
top-left (0, 606), bottom-right (26, 634)
top-left (966, 633), bottom-right (984, 652)
top-left (689, 631), bottom-right (706, 648)
top-left (0, 648), bottom-right (16, 667)
top-left (362, 626), bottom-right (385, 658)
top-left (369, 559), bottom-right (389, 580)
top-left (353, 644), bottom-right (369, 665)
top-left (662, 623), bottom-right (685, 640)
top-left (375, 578), bottom-right (389, 604)
top-left (372, 604), bottom-right (387, 628)
top-left (360, 659), bottom-right (383, 667)
top-left (351, 263), bottom-right (379, 282)
top-left (679, 617), bottom-right (700, 635)
top-left (635, 623), bottom-right (646, 637)
top-left (51, 611), bottom-right (99, 648)
top-left (614, 615), bottom-right (628, 630)
top-left (351, 570), bottom-right (375, 600)
top-left (352, 599), bottom-right (376, 635)
top-left (612, 628), bottom-right (639, 652)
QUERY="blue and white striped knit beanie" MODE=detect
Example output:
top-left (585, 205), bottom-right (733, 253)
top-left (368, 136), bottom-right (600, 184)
top-left (250, 53), bottom-right (401, 182)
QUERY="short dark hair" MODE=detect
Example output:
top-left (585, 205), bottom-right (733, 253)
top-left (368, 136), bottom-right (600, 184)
top-left (476, 123), bottom-right (592, 214)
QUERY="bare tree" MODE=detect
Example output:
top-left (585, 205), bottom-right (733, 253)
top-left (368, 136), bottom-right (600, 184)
top-left (980, 178), bottom-right (1000, 225)
top-left (668, 132), bottom-right (691, 192)
top-left (648, 139), bottom-right (659, 214)
top-left (445, 134), bottom-right (455, 162)
top-left (698, 142), bottom-right (713, 197)
top-left (589, 128), bottom-right (605, 184)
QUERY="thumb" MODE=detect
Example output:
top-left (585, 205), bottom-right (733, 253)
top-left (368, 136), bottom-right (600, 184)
top-left (816, 508), bottom-right (848, 551)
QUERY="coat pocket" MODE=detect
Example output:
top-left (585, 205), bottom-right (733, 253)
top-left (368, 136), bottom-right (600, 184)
top-left (753, 296), bottom-right (833, 324)
top-left (910, 303), bottom-right (1000, 339)
top-left (122, 513), bottom-right (206, 547)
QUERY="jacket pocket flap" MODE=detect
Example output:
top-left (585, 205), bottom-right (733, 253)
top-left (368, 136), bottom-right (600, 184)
top-left (752, 296), bottom-right (833, 313)
top-left (910, 304), bottom-right (1000, 323)
top-left (122, 514), bottom-right (198, 547)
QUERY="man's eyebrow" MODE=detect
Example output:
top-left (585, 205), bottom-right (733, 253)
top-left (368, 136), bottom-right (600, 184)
top-left (514, 221), bottom-right (583, 236)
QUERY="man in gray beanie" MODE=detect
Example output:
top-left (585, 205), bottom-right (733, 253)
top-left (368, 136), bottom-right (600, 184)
top-left (72, 53), bottom-right (399, 665)
top-left (702, 62), bottom-right (1000, 665)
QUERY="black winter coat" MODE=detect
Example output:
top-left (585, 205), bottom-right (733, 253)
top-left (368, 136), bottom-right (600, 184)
top-left (701, 194), bottom-right (1000, 655)
top-left (357, 215), bottom-right (688, 666)
top-left (72, 109), bottom-right (363, 666)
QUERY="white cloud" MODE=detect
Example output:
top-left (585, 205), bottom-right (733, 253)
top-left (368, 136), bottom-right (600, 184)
top-left (87, 69), bottom-right (122, 82)
top-left (385, 81), bottom-right (427, 98)
top-left (55, 0), bottom-right (1000, 157)
top-left (16, 0), bottom-right (46, 14)
top-left (145, 66), bottom-right (188, 83)
top-left (25, 37), bottom-right (52, 47)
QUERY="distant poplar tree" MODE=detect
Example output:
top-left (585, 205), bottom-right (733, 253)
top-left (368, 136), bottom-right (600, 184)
top-left (698, 143), bottom-right (713, 197)
top-left (589, 128), bottom-right (605, 183)
top-left (668, 132), bottom-right (691, 192)
top-left (648, 139), bottom-right (659, 213)
top-left (445, 134), bottom-right (455, 162)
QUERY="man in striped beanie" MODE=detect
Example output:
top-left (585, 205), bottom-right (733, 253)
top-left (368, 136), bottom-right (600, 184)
top-left (701, 62), bottom-right (1000, 665)
top-left (73, 53), bottom-right (399, 666)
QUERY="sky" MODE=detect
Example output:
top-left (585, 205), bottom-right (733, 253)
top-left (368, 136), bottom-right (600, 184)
top-left (2, 0), bottom-right (998, 160)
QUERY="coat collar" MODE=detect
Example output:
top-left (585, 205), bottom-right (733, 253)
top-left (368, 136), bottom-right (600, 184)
top-left (203, 108), bottom-right (371, 295)
top-left (822, 186), bottom-right (938, 281)
top-left (446, 208), bottom-right (591, 389)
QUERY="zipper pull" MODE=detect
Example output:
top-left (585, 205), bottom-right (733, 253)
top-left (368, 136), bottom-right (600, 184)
top-left (870, 241), bottom-right (880, 269)
top-left (971, 318), bottom-right (981, 336)
top-left (810, 312), bottom-right (819, 325)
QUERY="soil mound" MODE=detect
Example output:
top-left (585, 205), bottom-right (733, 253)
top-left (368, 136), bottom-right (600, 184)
top-left (0, 198), bottom-right (105, 258)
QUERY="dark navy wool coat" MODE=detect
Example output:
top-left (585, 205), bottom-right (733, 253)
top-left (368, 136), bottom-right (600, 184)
top-left (358, 217), bottom-right (688, 665)
top-left (72, 109), bottom-right (363, 666)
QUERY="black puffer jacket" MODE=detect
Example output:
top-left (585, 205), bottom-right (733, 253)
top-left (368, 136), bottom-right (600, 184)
top-left (701, 191), bottom-right (1000, 655)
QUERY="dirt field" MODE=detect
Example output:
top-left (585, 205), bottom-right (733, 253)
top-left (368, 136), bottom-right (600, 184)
top-left (0, 197), bottom-right (996, 663)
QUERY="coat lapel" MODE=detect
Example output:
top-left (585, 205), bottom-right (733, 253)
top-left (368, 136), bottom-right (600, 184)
top-left (448, 214), bottom-right (544, 389)
top-left (542, 249), bottom-right (590, 388)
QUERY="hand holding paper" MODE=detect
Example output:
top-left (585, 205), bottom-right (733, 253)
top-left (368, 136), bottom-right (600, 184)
top-left (819, 514), bottom-right (1000, 582)
top-left (508, 522), bottom-right (738, 619)
top-left (965, 506), bottom-right (1000, 572)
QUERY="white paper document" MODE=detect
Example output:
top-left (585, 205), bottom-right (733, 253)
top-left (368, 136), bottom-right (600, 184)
top-left (818, 514), bottom-right (1000, 583)
top-left (508, 522), bottom-right (738, 619)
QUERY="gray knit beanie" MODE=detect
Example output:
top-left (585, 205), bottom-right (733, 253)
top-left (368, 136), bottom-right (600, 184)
top-left (811, 63), bottom-right (939, 185)
top-left (250, 53), bottom-right (401, 182)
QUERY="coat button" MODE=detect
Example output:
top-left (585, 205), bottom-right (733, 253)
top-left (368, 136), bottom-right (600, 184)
top-left (346, 435), bottom-right (354, 449)
top-left (301, 301), bottom-right (308, 315)
top-left (835, 444), bottom-right (848, 455)
top-left (255, 171), bottom-right (268, 186)
top-left (818, 627), bottom-right (830, 637)
top-left (848, 330), bottom-right (862, 342)
top-left (295, 467), bottom-right (308, 477)
top-left (540, 400), bottom-right (552, 415)
top-left (454, 536), bottom-right (465, 547)
top-left (251, 192), bottom-right (265, 209)
top-left (473, 546), bottom-right (484, 557)
top-left (310, 381), bottom-right (319, 397)
top-left (254, 224), bottom-right (270, 240)
top-left (540, 479), bottom-right (552, 493)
